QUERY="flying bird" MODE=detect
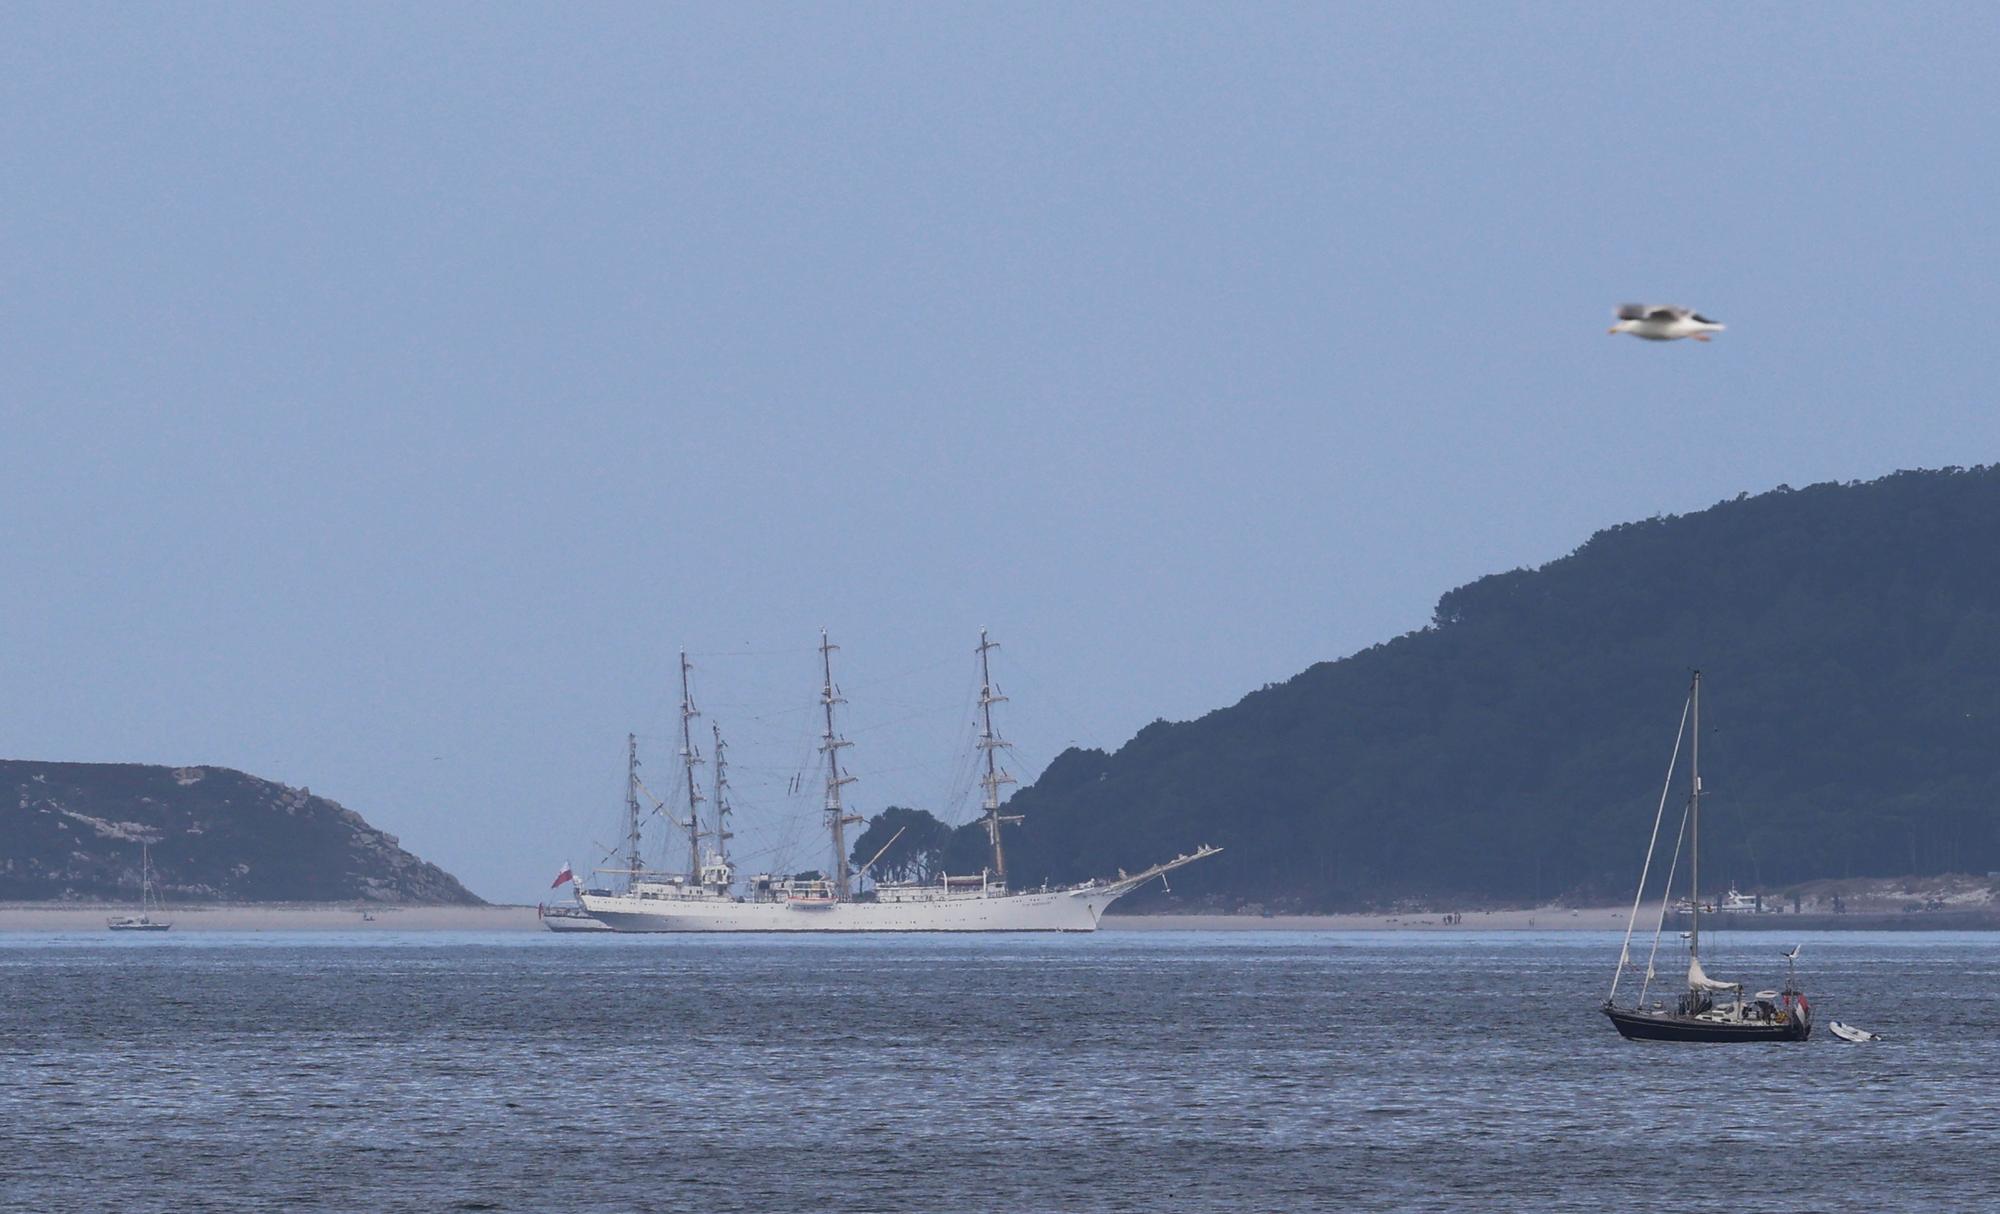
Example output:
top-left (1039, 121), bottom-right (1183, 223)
top-left (1609, 303), bottom-right (1725, 342)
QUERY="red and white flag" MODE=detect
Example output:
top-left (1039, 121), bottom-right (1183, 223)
top-left (551, 863), bottom-right (575, 889)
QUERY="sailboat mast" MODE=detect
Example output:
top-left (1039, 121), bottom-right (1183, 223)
top-left (625, 733), bottom-right (643, 891)
top-left (679, 650), bottom-right (706, 879)
top-left (976, 629), bottom-right (1021, 883)
top-left (1689, 671), bottom-right (1702, 961)
top-left (711, 721), bottom-right (733, 867)
top-left (819, 631), bottom-right (859, 898)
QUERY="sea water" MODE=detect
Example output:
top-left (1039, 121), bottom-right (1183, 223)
top-left (1, 931), bottom-right (1992, 1212)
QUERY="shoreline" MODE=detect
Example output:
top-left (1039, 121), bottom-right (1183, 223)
top-left (0, 902), bottom-right (536, 933)
top-left (1110, 908), bottom-right (1633, 932)
top-left (7, 902), bottom-right (1993, 933)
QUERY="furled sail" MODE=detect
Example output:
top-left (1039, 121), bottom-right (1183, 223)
top-left (1687, 955), bottom-right (1740, 992)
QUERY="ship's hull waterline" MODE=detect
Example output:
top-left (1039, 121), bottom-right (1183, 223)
top-left (579, 886), bottom-right (1120, 933)
top-left (540, 911), bottom-right (613, 933)
top-left (1601, 1005), bottom-right (1811, 1043)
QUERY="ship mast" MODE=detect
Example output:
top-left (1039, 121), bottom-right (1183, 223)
top-left (977, 629), bottom-right (1022, 883)
top-left (819, 631), bottom-right (861, 898)
top-left (711, 721), bottom-right (733, 867)
top-left (625, 732), bottom-right (643, 891)
top-left (679, 650), bottom-right (706, 880)
top-left (1689, 670), bottom-right (1703, 963)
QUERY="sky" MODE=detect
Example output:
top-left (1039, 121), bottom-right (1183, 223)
top-left (5, 4), bottom-right (1999, 901)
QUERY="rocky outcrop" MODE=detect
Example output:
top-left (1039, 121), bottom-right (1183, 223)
top-left (0, 761), bottom-right (481, 904)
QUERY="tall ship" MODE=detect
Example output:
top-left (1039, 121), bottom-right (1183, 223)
top-left (576, 631), bottom-right (1218, 932)
top-left (1601, 672), bottom-right (1810, 1042)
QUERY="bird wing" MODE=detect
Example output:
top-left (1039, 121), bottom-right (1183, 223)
top-left (1616, 303), bottom-right (1693, 322)
top-left (1689, 312), bottom-right (1720, 324)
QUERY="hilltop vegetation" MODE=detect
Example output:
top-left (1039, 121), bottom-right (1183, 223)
top-left (970, 467), bottom-right (2000, 910)
top-left (0, 761), bottom-right (481, 903)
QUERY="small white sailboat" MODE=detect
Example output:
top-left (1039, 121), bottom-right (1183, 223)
top-left (107, 842), bottom-right (173, 932)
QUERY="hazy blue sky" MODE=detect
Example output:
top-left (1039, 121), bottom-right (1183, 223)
top-left (6, 4), bottom-right (1998, 899)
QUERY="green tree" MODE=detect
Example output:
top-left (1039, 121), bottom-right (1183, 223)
top-left (850, 806), bottom-right (956, 883)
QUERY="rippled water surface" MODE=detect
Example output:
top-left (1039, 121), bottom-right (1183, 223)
top-left (2, 930), bottom-right (1994, 1212)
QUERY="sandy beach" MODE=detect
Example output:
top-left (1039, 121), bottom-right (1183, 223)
top-left (0, 902), bottom-right (542, 933)
top-left (10, 900), bottom-right (1991, 933)
top-left (0, 902), bottom-right (1638, 933)
top-left (1109, 907), bottom-right (1633, 931)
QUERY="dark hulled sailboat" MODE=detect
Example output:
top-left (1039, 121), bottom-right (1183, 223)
top-left (1601, 673), bottom-right (1810, 1043)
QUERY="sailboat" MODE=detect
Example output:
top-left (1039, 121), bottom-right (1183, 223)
top-left (577, 631), bottom-right (1219, 932)
top-left (107, 842), bottom-right (173, 932)
top-left (1602, 672), bottom-right (1810, 1042)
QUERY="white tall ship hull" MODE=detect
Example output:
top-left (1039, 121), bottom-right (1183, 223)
top-left (578, 846), bottom-right (1220, 934)
top-left (581, 885), bottom-right (1117, 933)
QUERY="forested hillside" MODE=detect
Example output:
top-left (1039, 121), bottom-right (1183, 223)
top-left (976, 468), bottom-right (2000, 910)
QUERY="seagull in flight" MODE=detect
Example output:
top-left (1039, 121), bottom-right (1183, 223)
top-left (1609, 303), bottom-right (1725, 342)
